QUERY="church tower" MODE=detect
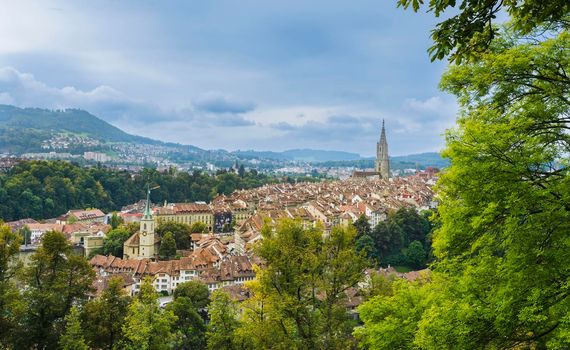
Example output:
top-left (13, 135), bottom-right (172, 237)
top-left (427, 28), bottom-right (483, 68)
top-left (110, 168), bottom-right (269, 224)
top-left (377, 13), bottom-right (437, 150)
top-left (375, 120), bottom-right (390, 179)
top-left (138, 186), bottom-right (156, 258)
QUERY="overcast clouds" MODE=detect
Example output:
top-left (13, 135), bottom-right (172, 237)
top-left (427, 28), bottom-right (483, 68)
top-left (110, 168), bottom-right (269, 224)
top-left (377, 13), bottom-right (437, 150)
top-left (0, 0), bottom-right (458, 156)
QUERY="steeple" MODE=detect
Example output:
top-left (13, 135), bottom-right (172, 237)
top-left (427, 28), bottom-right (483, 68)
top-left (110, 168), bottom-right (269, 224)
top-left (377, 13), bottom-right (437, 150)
top-left (376, 119), bottom-right (390, 179)
top-left (143, 184), bottom-right (152, 220)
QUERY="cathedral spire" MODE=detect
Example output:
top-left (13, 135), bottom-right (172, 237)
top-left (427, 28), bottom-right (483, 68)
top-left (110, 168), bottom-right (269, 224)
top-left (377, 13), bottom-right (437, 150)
top-left (376, 119), bottom-right (390, 179)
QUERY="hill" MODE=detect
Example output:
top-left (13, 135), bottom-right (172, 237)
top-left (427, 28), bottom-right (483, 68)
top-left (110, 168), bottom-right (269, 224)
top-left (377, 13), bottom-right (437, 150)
top-left (0, 105), bottom-right (206, 154)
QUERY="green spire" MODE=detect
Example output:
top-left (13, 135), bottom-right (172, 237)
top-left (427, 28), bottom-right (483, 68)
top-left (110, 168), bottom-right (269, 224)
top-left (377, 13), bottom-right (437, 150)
top-left (143, 184), bottom-right (152, 219)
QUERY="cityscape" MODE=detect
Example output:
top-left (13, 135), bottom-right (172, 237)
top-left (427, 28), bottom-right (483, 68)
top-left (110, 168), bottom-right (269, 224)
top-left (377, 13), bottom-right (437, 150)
top-left (0, 1), bottom-right (567, 349)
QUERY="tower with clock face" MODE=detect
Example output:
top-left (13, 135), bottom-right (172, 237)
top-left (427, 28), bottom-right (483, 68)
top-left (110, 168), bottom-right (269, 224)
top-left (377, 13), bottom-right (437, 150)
top-left (138, 187), bottom-right (156, 258)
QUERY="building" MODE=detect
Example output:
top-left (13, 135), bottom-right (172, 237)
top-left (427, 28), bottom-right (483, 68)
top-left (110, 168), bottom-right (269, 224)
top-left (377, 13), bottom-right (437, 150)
top-left (123, 189), bottom-right (160, 260)
top-left (56, 209), bottom-right (106, 225)
top-left (375, 119), bottom-right (390, 179)
top-left (353, 119), bottom-right (390, 179)
top-left (154, 202), bottom-right (214, 232)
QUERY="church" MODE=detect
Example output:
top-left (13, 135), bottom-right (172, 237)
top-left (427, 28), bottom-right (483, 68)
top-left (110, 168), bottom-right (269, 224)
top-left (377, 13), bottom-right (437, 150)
top-left (353, 120), bottom-right (390, 179)
top-left (123, 188), bottom-right (161, 260)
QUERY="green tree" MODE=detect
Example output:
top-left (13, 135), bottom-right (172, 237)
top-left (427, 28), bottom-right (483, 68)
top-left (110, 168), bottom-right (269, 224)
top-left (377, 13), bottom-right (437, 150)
top-left (0, 224), bottom-right (23, 348)
top-left (403, 240), bottom-right (426, 270)
top-left (157, 221), bottom-right (193, 249)
top-left (357, 23), bottom-right (570, 350)
top-left (121, 277), bottom-right (177, 350)
top-left (168, 282), bottom-right (210, 350)
top-left (355, 234), bottom-right (378, 262)
top-left (207, 289), bottom-right (240, 350)
top-left (102, 227), bottom-right (131, 257)
top-left (59, 306), bottom-right (89, 350)
top-left (248, 220), bottom-right (366, 349)
top-left (173, 280), bottom-right (209, 309)
top-left (18, 225), bottom-right (32, 245)
top-left (159, 232), bottom-right (177, 260)
top-left (83, 277), bottom-right (131, 349)
top-left (110, 212), bottom-right (123, 229)
top-left (21, 230), bottom-right (95, 349)
top-left (190, 221), bottom-right (208, 234)
top-left (352, 214), bottom-right (371, 237)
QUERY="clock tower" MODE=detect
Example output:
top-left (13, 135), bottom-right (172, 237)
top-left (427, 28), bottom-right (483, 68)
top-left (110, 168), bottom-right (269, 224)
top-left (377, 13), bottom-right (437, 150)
top-left (138, 186), bottom-right (156, 258)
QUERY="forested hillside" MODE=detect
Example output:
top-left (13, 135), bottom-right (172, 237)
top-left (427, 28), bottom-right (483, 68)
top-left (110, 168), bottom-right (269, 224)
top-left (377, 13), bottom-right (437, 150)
top-left (0, 160), bottom-right (278, 221)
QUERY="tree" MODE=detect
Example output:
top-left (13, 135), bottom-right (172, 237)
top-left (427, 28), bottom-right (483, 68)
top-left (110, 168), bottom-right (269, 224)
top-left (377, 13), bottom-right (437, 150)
top-left (0, 224), bottom-right (23, 348)
top-left (354, 279), bottom-right (431, 349)
top-left (59, 306), bottom-right (89, 350)
top-left (238, 164), bottom-right (246, 178)
top-left (173, 280), bottom-right (209, 309)
top-left (121, 277), bottom-right (177, 350)
top-left (248, 220), bottom-right (366, 349)
top-left (82, 277), bottom-right (131, 349)
top-left (355, 234), bottom-right (378, 262)
top-left (352, 214), bottom-right (371, 237)
top-left (159, 232), bottom-right (177, 260)
top-left (110, 212), bottom-right (123, 229)
top-left (157, 221), bottom-right (193, 249)
top-left (357, 25), bottom-right (570, 349)
top-left (20, 230), bottom-right (95, 349)
top-left (190, 221), bottom-right (208, 234)
top-left (403, 240), bottom-right (426, 270)
top-left (18, 225), bottom-right (31, 245)
top-left (397, 0), bottom-right (570, 62)
top-left (168, 282), bottom-right (210, 350)
top-left (207, 289), bottom-right (240, 350)
top-left (102, 227), bottom-right (131, 257)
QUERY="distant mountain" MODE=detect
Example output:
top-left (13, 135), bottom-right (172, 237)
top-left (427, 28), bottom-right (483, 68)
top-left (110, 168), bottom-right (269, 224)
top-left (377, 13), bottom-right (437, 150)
top-left (0, 105), bottom-right (205, 154)
top-left (233, 149), bottom-right (362, 162)
top-left (312, 152), bottom-right (449, 170)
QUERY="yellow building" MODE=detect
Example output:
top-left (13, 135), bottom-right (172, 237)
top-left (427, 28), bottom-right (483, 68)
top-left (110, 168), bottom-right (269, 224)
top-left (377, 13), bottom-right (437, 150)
top-left (154, 202), bottom-right (214, 231)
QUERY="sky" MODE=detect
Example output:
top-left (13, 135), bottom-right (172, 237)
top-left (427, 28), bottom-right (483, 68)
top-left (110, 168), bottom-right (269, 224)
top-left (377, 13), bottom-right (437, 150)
top-left (0, 0), bottom-right (459, 156)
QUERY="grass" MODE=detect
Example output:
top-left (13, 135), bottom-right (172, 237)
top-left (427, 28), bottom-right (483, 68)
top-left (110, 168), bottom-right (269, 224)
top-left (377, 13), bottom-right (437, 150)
top-left (393, 265), bottom-right (412, 273)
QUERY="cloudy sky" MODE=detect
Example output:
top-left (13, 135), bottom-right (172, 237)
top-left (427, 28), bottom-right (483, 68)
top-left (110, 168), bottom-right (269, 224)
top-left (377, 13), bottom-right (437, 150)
top-left (0, 0), bottom-right (458, 156)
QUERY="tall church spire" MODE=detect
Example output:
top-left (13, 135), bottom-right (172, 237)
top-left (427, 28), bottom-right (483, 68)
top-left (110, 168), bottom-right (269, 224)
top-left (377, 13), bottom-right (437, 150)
top-left (376, 119), bottom-right (390, 179)
top-left (143, 184), bottom-right (152, 219)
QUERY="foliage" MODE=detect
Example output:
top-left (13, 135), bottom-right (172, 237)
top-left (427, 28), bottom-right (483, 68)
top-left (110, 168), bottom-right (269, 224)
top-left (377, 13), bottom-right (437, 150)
top-left (353, 214), bottom-right (371, 237)
top-left (159, 232), bottom-right (177, 260)
top-left (110, 212), bottom-right (123, 229)
top-left (369, 208), bottom-right (433, 269)
top-left (190, 221), bottom-right (208, 234)
top-left (397, 0), bottom-right (570, 62)
top-left (207, 289), bottom-right (240, 350)
top-left (173, 280), bottom-right (210, 309)
top-left (357, 22), bottom-right (570, 349)
top-left (244, 220), bottom-right (366, 349)
top-left (121, 277), bottom-right (177, 350)
top-left (157, 221), bottom-right (192, 249)
top-left (0, 160), bottom-right (278, 221)
top-left (168, 281), bottom-right (210, 350)
top-left (20, 230), bottom-right (95, 349)
top-left (101, 227), bottom-right (131, 257)
top-left (0, 223), bottom-right (23, 348)
top-left (355, 279), bottom-right (432, 349)
top-left (355, 234), bottom-right (377, 262)
top-left (82, 277), bottom-right (131, 349)
top-left (59, 306), bottom-right (89, 350)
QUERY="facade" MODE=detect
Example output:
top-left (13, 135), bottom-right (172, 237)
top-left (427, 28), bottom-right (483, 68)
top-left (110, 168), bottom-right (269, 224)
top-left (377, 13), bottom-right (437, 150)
top-left (154, 202), bottom-right (214, 232)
